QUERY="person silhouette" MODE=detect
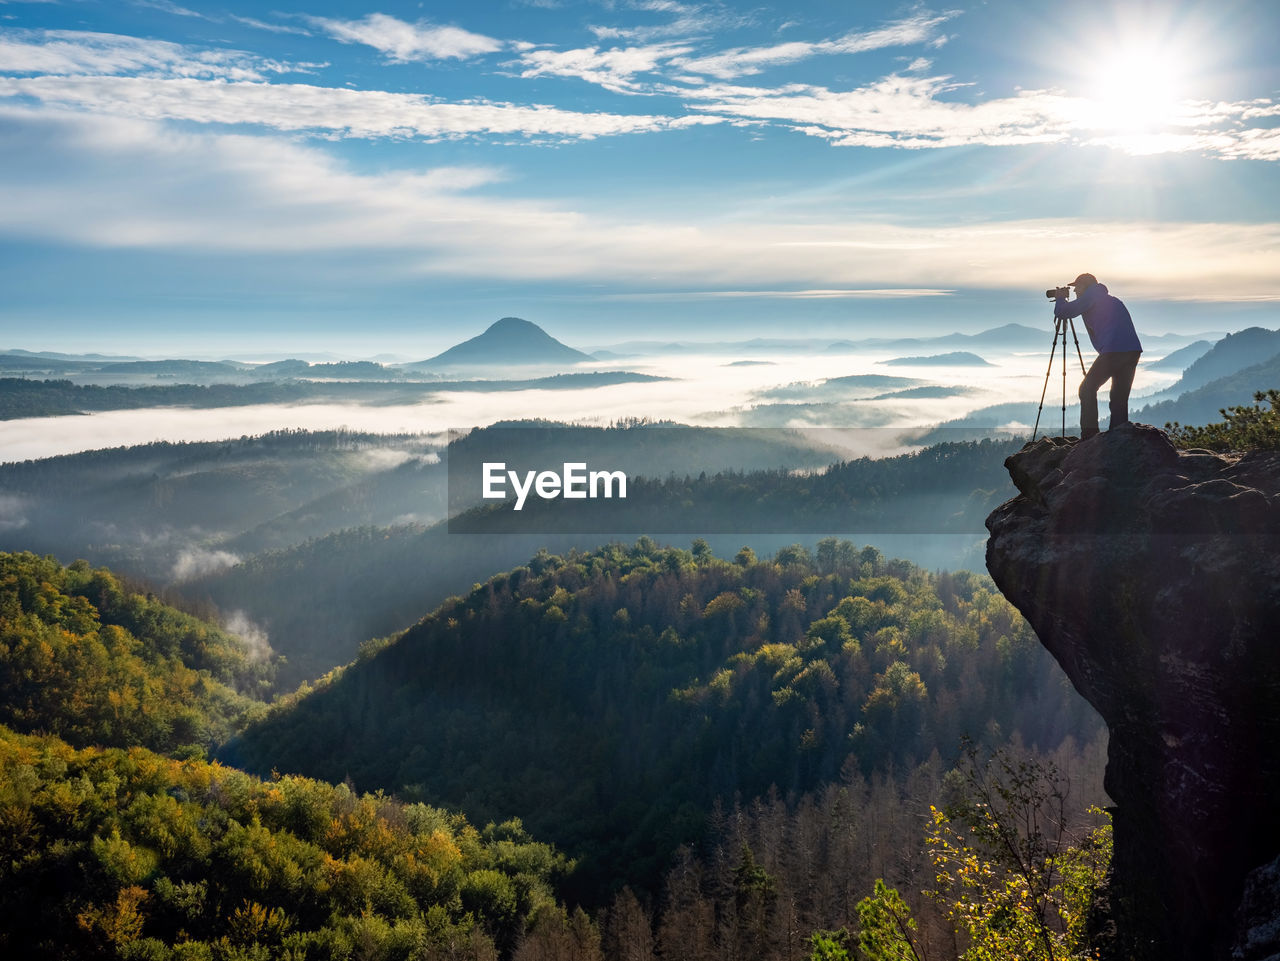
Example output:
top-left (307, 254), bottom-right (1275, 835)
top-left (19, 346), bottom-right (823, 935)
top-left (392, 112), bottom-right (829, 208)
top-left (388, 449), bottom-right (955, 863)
top-left (1053, 273), bottom-right (1142, 438)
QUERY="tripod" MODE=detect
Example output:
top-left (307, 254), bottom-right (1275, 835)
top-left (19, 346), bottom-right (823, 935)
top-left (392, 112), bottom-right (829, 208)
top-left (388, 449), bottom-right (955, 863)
top-left (1032, 312), bottom-right (1087, 441)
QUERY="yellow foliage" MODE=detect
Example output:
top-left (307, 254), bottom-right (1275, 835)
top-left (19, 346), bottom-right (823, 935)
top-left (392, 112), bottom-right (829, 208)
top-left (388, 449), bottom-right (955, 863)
top-left (703, 591), bottom-right (746, 618)
top-left (228, 899), bottom-right (292, 946)
top-left (77, 884), bottom-right (149, 947)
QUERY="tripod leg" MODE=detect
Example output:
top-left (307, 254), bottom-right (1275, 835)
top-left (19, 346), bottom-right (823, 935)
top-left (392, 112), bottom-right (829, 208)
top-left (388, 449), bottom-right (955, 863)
top-left (1068, 318), bottom-right (1087, 374)
top-left (1032, 319), bottom-right (1062, 442)
top-left (1062, 322), bottom-right (1067, 436)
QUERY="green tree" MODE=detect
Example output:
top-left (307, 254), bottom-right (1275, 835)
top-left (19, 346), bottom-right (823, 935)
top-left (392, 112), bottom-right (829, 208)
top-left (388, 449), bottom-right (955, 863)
top-left (0, 724), bottom-right (566, 961)
top-left (733, 844), bottom-right (777, 958)
top-left (1167, 389), bottom-right (1280, 451)
top-left (0, 551), bottom-right (267, 754)
top-left (810, 926), bottom-right (852, 961)
top-left (855, 880), bottom-right (923, 961)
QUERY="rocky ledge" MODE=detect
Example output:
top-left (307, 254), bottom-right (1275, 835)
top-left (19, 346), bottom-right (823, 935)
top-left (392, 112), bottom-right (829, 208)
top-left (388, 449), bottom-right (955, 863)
top-left (985, 423), bottom-right (1280, 960)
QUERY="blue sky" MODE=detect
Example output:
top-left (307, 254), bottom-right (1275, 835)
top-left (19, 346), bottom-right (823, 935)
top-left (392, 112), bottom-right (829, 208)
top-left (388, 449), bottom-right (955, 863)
top-left (0, 0), bottom-right (1277, 355)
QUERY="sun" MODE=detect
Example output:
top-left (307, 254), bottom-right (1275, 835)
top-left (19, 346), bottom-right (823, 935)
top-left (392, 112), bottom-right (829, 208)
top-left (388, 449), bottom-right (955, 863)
top-left (1088, 38), bottom-right (1191, 133)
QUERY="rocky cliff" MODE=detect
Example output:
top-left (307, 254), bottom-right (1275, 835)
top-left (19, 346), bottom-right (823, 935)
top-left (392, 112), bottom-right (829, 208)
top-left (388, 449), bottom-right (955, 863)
top-left (985, 423), bottom-right (1280, 960)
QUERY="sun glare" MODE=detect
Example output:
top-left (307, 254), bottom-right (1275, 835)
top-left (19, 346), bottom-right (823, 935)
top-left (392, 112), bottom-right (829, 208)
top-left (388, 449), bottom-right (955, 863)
top-left (1092, 41), bottom-right (1187, 131)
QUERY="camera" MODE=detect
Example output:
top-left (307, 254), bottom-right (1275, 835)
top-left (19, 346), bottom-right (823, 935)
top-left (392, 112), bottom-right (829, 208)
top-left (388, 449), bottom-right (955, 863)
top-left (1045, 286), bottom-right (1070, 299)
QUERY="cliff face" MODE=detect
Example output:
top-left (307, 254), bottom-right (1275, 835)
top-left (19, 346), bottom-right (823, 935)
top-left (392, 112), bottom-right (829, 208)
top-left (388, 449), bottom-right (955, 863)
top-left (985, 423), bottom-right (1280, 960)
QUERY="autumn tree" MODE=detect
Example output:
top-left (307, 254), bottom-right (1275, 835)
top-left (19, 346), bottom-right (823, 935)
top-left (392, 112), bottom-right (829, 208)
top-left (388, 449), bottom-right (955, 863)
top-left (924, 745), bottom-right (1110, 961)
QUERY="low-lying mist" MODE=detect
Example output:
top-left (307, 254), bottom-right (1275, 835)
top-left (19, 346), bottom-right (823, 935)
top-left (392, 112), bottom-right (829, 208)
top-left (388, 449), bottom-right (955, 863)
top-left (0, 348), bottom-right (1184, 462)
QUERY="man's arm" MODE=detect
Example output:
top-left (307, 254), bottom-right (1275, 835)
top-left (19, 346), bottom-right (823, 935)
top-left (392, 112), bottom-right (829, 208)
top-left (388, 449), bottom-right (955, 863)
top-left (1054, 286), bottom-right (1095, 320)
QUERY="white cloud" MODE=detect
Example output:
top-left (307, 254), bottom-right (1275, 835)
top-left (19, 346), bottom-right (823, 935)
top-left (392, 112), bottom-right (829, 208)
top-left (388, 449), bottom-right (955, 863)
top-left (223, 610), bottom-right (272, 664)
top-left (588, 0), bottom-right (746, 42)
top-left (0, 107), bottom-right (725, 255)
top-left (675, 74), bottom-right (1073, 147)
top-left (0, 493), bottom-right (27, 531)
top-left (673, 14), bottom-right (953, 80)
top-left (7, 24), bottom-right (1271, 163)
top-left (1212, 127), bottom-right (1280, 162)
top-left (307, 13), bottom-right (502, 62)
top-left (0, 75), bottom-right (724, 140)
top-left (680, 75), bottom-right (1280, 160)
top-left (0, 108), bottom-right (1275, 301)
top-left (172, 546), bottom-right (240, 580)
top-left (131, 0), bottom-right (211, 20)
top-left (0, 27), bottom-right (716, 142)
top-left (0, 28), bottom-right (308, 80)
top-left (514, 41), bottom-right (694, 93)
top-left (230, 15), bottom-right (313, 37)
top-left (508, 14), bottom-right (951, 95)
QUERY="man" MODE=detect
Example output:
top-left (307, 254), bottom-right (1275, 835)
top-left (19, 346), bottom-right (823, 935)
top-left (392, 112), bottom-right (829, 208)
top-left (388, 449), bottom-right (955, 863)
top-left (1054, 272), bottom-right (1142, 439)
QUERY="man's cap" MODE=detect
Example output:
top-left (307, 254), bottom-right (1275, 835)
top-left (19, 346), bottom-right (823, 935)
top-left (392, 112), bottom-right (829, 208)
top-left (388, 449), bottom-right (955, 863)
top-left (1071, 272), bottom-right (1097, 287)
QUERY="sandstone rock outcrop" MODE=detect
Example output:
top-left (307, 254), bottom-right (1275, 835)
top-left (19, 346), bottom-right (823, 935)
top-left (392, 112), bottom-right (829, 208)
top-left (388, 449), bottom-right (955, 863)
top-left (985, 423), bottom-right (1280, 960)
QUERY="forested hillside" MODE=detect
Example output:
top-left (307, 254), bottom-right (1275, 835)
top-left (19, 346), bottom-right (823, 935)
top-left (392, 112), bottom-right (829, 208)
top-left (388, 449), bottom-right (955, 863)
top-left (0, 725), bottom-right (574, 960)
top-left (0, 551), bottom-right (271, 754)
top-left (0, 430), bottom-right (447, 578)
top-left (3, 423), bottom-right (853, 689)
top-left (0, 550), bottom-right (589, 960)
top-left (0, 540), bottom-right (1113, 959)
top-left (229, 539), bottom-right (1104, 902)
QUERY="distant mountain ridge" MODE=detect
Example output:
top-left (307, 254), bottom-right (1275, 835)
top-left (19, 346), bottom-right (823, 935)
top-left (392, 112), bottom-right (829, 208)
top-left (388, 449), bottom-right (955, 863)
top-left (882, 351), bottom-right (993, 367)
top-left (4, 348), bottom-right (144, 361)
top-left (1158, 327), bottom-right (1280, 395)
top-left (98, 359), bottom-right (251, 374)
top-left (1147, 340), bottom-right (1213, 371)
top-left (603, 323), bottom-right (1210, 356)
top-left (1138, 352), bottom-right (1280, 427)
top-left (410, 317), bottom-right (591, 367)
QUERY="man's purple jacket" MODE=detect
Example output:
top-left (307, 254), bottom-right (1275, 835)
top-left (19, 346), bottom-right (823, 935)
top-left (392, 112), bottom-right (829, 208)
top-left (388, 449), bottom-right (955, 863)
top-left (1054, 283), bottom-right (1142, 354)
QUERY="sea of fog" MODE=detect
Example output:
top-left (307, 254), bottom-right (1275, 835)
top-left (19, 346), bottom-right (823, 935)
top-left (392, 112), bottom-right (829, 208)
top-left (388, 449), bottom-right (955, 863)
top-left (0, 348), bottom-right (1184, 463)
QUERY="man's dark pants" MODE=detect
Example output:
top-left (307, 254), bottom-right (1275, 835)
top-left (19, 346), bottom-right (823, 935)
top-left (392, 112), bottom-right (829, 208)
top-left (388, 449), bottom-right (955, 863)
top-left (1079, 350), bottom-right (1141, 436)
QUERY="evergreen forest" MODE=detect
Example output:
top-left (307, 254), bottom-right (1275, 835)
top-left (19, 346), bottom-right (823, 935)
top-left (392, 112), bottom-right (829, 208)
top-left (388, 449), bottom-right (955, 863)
top-left (227, 539), bottom-right (1107, 905)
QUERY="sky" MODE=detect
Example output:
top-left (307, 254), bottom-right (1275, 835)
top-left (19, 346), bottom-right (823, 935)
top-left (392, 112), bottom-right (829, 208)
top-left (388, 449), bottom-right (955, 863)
top-left (0, 0), bottom-right (1277, 356)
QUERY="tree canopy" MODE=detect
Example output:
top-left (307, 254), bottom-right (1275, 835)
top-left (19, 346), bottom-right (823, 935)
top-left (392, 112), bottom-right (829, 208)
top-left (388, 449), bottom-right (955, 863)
top-left (1166, 389), bottom-right (1280, 451)
top-left (0, 551), bottom-right (272, 755)
top-left (231, 539), bottom-right (1102, 901)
